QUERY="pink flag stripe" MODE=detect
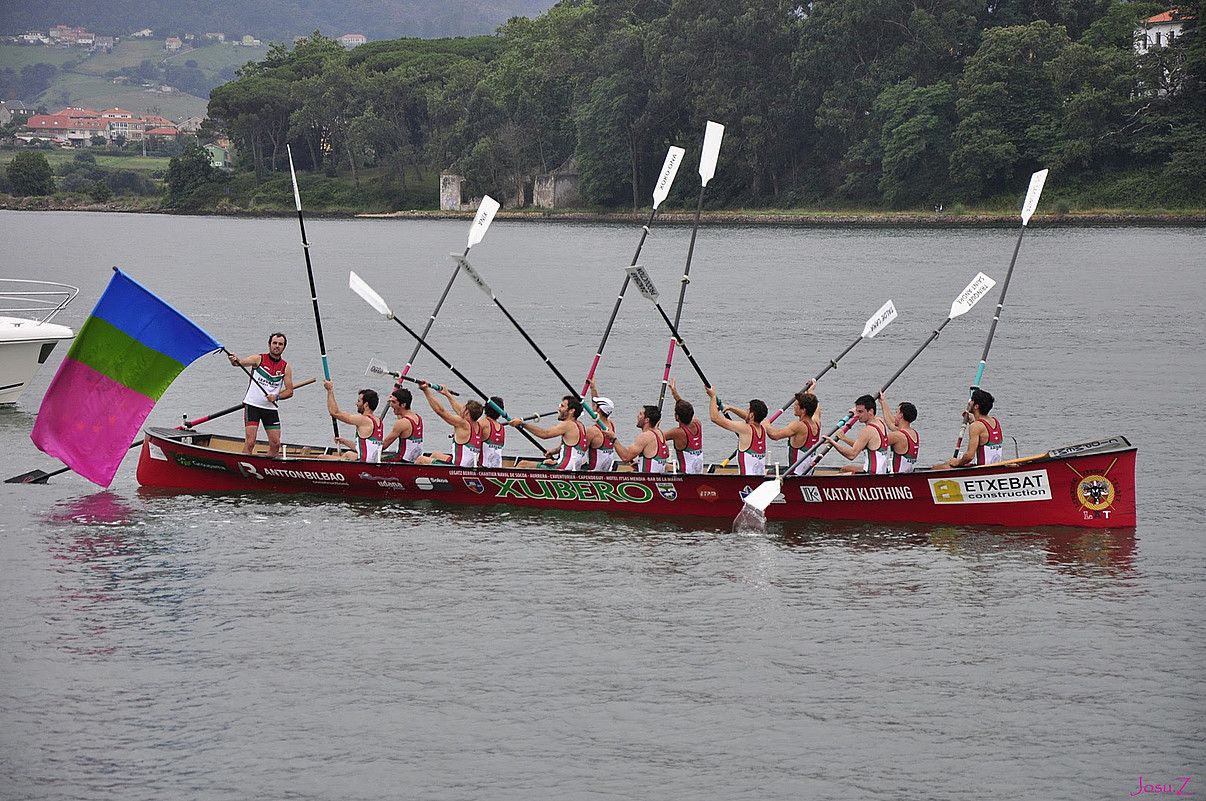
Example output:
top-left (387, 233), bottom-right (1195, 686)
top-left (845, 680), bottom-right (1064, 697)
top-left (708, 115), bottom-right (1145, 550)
top-left (31, 357), bottom-right (156, 487)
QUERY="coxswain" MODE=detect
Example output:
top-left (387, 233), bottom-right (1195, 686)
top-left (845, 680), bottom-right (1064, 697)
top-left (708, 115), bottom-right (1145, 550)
top-left (325, 381), bottom-right (383, 463)
top-left (935, 389), bottom-right (1002, 468)
top-left (610, 405), bottom-right (670, 473)
top-left (227, 332), bottom-right (294, 458)
top-left (445, 392), bottom-right (508, 468)
top-left (824, 394), bottom-right (890, 474)
top-left (381, 387), bottom-right (424, 463)
top-left (583, 378), bottom-right (616, 472)
top-left (511, 395), bottom-right (588, 470)
top-left (878, 390), bottom-right (920, 473)
top-left (666, 378), bottom-right (704, 474)
top-left (766, 381), bottom-right (821, 475)
top-left (419, 381), bottom-right (483, 467)
top-left (706, 386), bottom-right (769, 476)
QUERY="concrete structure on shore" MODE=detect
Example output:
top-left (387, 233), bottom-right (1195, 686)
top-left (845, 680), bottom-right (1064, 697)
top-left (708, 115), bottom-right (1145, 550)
top-left (534, 158), bottom-right (582, 209)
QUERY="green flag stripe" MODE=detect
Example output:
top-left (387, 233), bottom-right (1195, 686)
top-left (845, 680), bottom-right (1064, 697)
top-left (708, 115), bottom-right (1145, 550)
top-left (67, 316), bottom-right (186, 399)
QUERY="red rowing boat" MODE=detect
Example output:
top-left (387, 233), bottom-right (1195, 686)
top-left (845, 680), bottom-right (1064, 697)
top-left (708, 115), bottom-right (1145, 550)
top-left (136, 428), bottom-right (1135, 528)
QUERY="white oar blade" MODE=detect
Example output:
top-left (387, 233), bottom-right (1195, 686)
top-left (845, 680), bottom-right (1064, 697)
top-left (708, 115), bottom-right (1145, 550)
top-left (652, 146), bottom-right (686, 209)
top-left (743, 477), bottom-right (782, 513)
top-left (949, 272), bottom-right (996, 319)
top-left (286, 144), bottom-right (302, 212)
top-left (698, 120), bottom-right (724, 186)
top-left (365, 357), bottom-right (392, 377)
top-left (454, 254), bottom-right (493, 299)
top-left (466, 195), bottom-right (500, 249)
top-left (1020, 169), bottom-right (1049, 226)
top-left (349, 271), bottom-right (392, 318)
top-left (626, 265), bottom-right (659, 302)
top-left (862, 299), bottom-right (898, 339)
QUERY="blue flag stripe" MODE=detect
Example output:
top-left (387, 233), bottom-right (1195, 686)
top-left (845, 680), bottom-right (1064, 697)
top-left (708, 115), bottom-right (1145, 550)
top-left (90, 269), bottom-right (222, 365)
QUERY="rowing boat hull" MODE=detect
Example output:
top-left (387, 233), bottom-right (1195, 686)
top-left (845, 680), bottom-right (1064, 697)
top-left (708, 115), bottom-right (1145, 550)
top-left (136, 429), bottom-right (1136, 528)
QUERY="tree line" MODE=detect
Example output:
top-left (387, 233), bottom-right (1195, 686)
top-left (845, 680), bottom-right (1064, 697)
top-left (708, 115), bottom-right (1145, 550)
top-left (206, 0), bottom-right (1205, 210)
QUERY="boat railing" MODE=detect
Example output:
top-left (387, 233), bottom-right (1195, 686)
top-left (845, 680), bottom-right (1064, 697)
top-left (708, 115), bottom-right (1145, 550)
top-left (0, 279), bottom-right (80, 324)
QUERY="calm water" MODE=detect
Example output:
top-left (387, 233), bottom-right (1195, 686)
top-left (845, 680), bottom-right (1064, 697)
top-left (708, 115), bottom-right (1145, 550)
top-left (1, 211), bottom-right (1203, 800)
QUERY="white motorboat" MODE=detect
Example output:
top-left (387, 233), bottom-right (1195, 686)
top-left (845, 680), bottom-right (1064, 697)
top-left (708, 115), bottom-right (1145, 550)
top-left (0, 279), bottom-right (78, 405)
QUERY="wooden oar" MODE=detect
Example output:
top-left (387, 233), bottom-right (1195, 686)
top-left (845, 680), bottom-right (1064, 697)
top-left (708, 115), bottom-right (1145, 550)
top-left (741, 272), bottom-right (998, 515)
top-left (286, 145), bottom-right (338, 440)
top-left (399, 196), bottom-right (499, 379)
top-left (454, 257), bottom-right (608, 430)
top-left (719, 299), bottom-right (898, 467)
top-left (950, 168), bottom-right (1048, 460)
top-left (656, 120), bottom-right (723, 412)
top-left (365, 358), bottom-right (460, 396)
top-left (6, 378), bottom-right (318, 484)
top-left (348, 271), bottom-right (547, 455)
top-left (579, 146), bottom-right (685, 395)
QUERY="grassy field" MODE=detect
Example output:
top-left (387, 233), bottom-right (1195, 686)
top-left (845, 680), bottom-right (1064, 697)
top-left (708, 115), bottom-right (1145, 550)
top-left (35, 150), bottom-right (174, 172)
top-left (164, 43), bottom-right (268, 75)
top-left (73, 40), bottom-right (167, 76)
top-left (0, 44), bottom-right (85, 70)
top-left (35, 73), bottom-right (207, 119)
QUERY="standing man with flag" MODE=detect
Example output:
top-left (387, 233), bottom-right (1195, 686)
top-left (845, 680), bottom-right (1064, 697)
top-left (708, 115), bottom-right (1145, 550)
top-left (227, 332), bottom-right (294, 458)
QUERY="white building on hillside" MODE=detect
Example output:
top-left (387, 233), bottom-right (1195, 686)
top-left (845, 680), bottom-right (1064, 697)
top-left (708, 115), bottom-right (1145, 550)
top-left (1135, 10), bottom-right (1190, 52)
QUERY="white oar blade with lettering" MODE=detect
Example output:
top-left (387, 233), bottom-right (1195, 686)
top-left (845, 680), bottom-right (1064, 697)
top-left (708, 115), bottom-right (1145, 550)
top-left (349, 271), bottom-right (393, 318)
top-left (1020, 169), bottom-right (1049, 226)
top-left (454, 254), bottom-right (495, 300)
top-left (699, 120), bottom-right (724, 186)
top-left (862, 299), bottom-right (898, 339)
top-left (466, 195), bottom-right (500, 249)
top-left (365, 357), bottom-right (395, 378)
top-left (948, 272), bottom-right (996, 319)
top-left (286, 144), bottom-right (302, 212)
top-left (625, 265), bottom-right (660, 303)
top-left (743, 476), bottom-right (782, 513)
top-left (652, 146), bottom-right (686, 209)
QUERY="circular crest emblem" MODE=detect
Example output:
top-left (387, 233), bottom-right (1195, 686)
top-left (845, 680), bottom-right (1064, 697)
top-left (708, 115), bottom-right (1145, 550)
top-left (1076, 474), bottom-right (1115, 511)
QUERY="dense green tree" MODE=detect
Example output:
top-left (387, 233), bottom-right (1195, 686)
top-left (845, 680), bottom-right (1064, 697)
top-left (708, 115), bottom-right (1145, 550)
top-left (873, 80), bottom-right (958, 207)
top-left (6, 152), bottom-right (55, 196)
top-left (165, 142), bottom-right (222, 206)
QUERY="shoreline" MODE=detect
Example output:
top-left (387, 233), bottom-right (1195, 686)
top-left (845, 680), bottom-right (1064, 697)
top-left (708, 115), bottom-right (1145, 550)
top-left (3, 197), bottom-right (1205, 227)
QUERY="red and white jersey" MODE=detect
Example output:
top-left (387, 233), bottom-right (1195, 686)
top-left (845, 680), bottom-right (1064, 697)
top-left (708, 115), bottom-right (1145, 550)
top-left (555, 420), bottom-right (588, 471)
top-left (586, 418), bottom-right (616, 472)
top-left (482, 418), bottom-right (505, 468)
top-left (636, 429), bottom-right (670, 474)
top-left (863, 420), bottom-right (890, 475)
top-left (737, 422), bottom-right (768, 476)
top-left (357, 413), bottom-right (384, 463)
top-left (399, 412), bottom-right (423, 463)
top-left (453, 420), bottom-right (483, 468)
top-left (674, 419), bottom-right (704, 474)
top-left (786, 419), bottom-right (820, 476)
top-left (243, 354), bottom-right (287, 409)
top-left (974, 417), bottom-right (1004, 466)
top-left (891, 428), bottom-right (920, 474)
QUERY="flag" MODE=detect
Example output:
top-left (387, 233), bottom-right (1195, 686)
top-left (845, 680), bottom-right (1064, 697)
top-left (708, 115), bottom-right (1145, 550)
top-left (31, 268), bottom-right (221, 486)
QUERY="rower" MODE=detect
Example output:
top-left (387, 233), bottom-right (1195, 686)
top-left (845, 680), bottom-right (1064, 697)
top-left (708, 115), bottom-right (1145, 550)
top-left (381, 387), bottom-right (424, 463)
top-left (666, 378), bottom-right (704, 474)
top-left (510, 395), bottom-right (588, 470)
top-left (445, 391), bottom-right (507, 468)
top-left (706, 386), bottom-right (769, 476)
top-left (325, 381), bottom-right (383, 463)
top-left (936, 389), bottom-right (1002, 468)
top-left (610, 405), bottom-right (669, 473)
top-left (419, 380), bottom-right (483, 467)
top-left (227, 332), bottom-right (294, 458)
top-left (878, 390), bottom-right (919, 473)
top-left (824, 394), bottom-right (890, 474)
top-left (766, 381), bottom-right (821, 475)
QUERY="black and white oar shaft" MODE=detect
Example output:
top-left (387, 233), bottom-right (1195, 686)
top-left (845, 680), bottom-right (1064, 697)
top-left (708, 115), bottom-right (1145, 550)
top-left (286, 145), bottom-right (338, 439)
top-left (580, 146), bottom-right (685, 395)
top-left (400, 196), bottom-right (499, 378)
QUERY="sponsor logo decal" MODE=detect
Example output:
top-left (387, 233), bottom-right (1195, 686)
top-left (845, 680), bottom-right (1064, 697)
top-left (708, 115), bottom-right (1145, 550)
top-left (799, 486), bottom-right (822, 503)
top-left (487, 477), bottom-right (654, 504)
top-left (1075, 474), bottom-right (1115, 511)
top-left (172, 453), bottom-right (228, 472)
top-left (656, 482), bottom-right (678, 501)
top-left (416, 476), bottom-right (452, 492)
top-left (696, 484), bottom-right (718, 502)
top-left (1048, 438), bottom-right (1126, 458)
top-left (238, 461), bottom-right (348, 485)
top-left (464, 477), bottom-right (485, 494)
top-left (359, 472), bottom-right (407, 491)
top-left (818, 485), bottom-right (914, 502)
top-left (929, 469), bottom-right (1051, 504)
